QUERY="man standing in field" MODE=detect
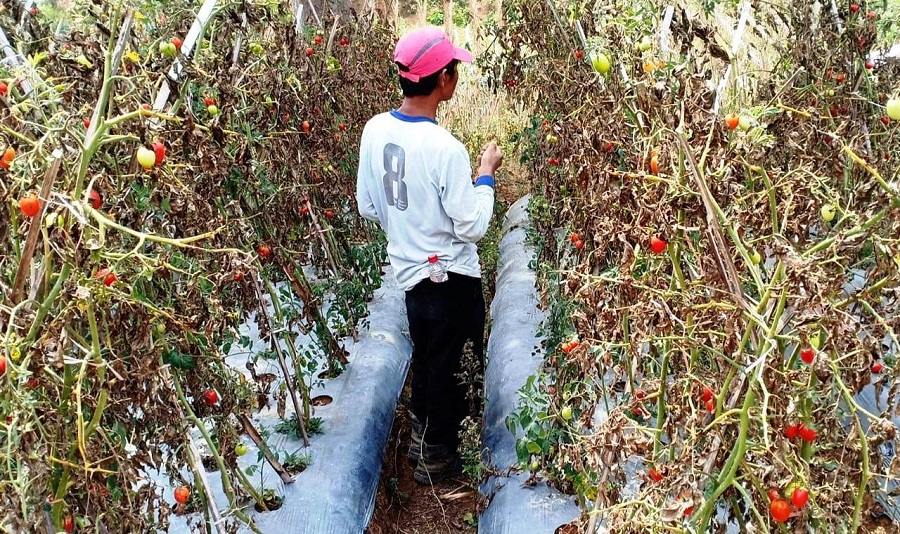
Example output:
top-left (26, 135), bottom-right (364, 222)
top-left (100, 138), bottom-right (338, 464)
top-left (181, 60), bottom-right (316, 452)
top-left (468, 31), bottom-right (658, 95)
top-left (356, 26), bottom-right (503, 484)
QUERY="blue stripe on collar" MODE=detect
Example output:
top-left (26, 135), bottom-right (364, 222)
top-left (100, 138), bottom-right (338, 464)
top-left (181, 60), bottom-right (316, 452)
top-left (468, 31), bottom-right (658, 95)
top-left (390, 109), bottom-right (438, 124)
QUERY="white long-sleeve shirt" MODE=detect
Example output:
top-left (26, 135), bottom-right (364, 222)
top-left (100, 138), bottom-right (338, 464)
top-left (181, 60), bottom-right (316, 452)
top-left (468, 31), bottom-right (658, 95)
top-left (356, 110), bottom-right (495, 291)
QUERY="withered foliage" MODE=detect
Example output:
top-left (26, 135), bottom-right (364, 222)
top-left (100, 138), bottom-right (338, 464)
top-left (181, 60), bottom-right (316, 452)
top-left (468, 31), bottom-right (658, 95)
top-left (490, 0), bottom-right (898, 530)
top-left (1, 3), bottom-right (395, 531)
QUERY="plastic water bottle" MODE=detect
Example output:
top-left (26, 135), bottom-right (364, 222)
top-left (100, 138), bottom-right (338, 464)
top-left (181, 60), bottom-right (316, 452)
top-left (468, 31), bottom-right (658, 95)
top-left (428, 254), bottom-right (448, 283)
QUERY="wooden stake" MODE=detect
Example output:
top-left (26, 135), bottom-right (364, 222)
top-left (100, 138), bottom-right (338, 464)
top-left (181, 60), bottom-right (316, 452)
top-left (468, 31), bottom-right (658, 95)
top-left (250, 275), bottom-right (311, 446)
top-left (238, 414), bottom-right (296, 484)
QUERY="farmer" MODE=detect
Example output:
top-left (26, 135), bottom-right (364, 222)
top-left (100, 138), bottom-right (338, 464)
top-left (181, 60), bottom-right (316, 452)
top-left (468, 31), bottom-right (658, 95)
top-left (355, 26), bottom-right (503, 484)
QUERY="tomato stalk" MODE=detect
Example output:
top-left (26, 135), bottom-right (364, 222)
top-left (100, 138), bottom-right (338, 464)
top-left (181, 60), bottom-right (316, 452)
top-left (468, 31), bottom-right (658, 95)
top-left (258, 276), bottom-right (311, 442)
top-left (652, 340), bottom-right (670, 459)
top-left (693, 386), bottom-right (756, 531)
top-left (802, 198), bottom-right (899, 257)
top-left (171, 372), bottom-right (264, 533)
top-left (696, 263), bottom-right (788, 529)
top-left (831, 362), bottom-right (871, 532)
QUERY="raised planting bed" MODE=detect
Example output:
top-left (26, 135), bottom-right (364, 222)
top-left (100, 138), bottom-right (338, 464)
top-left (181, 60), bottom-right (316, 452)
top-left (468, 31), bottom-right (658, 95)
top-left (479, 196), bottom-right (580, 533)
top-left (162, 267), bottom-right (411, 533)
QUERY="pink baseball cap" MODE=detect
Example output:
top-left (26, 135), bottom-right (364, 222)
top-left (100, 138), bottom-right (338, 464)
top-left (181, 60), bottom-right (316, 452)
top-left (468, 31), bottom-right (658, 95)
top-left (394, 26), bottom-right (473, 82)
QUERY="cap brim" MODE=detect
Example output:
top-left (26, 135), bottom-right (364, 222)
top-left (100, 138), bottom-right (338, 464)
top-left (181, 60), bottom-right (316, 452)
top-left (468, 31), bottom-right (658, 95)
top-left (453, 46), bottom-right (473, 63)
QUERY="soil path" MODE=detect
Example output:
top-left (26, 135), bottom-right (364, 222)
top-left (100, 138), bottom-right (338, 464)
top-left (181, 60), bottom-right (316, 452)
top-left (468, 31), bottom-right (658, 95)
top-left (366, 383), bottom-right (478, 534)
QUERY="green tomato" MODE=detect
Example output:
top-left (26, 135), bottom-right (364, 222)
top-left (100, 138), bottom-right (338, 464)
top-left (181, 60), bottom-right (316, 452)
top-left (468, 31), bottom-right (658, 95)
top-left (44, 212), bottom-right (56, 229)
top-left (636, 36), bottom-right (652, 52)
top-left (136, 146), bottom-right (156, 169)
top-left (820, 203), bottom-right (836, 222)
top-left (530, 460), bottom-right (540, 471)
top-left (546, 133), bottom-right (558, 145)
top-left (155, 323), bottom-right (166, 335)
top-left (159, 42), bottom-right (177, 58)
top-left (249, 43), bottom-right (265, 55)
top-left (738, 115), bottom-right (754, 131)
top-left (561, 406), bottom-right (573, 421)
top-left (809, 332), bottom-right (822, 350)
top-left (886, 98), bottom-right (900, 121)
top-left (207, 104), bottom-right (219, 116)
top-left (235, 443), bottom-right (248, 456)
top-left (750, 250), bottom-right (761, 264)
top-left (591, 52), bottom-right (611, 74)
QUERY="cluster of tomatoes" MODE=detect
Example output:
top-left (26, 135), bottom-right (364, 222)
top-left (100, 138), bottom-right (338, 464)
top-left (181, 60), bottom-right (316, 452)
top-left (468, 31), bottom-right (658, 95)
top-left (769, 486), bottom-right (810, 523)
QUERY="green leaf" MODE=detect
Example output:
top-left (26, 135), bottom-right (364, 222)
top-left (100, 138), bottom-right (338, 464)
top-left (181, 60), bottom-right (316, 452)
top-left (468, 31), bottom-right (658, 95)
top-left (163, 349), bottom-right (196, 370)
top-left (526, 441), bottom-right (542, 454)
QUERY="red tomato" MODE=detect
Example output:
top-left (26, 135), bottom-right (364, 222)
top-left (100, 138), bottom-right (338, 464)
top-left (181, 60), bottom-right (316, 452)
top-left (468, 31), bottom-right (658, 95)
top-left (791, 487), bottom-right (809, 509)
top-left (635, 389), bottom-right (646, 400)
top-left (325, 209), bottom-right (334, 219)
top-left (203, 389), bottom-right (218, 405)
top-left (338, 123), bottom-right (346, 131)
top-left (233, 272), bottom-right (244, 282)
top-left (705, 399), bottom-right (715, 413)
top-left (174, 485), bottom-right (190, 504)
top-left (574, 239), bottom-right (584, 250)
top-left (650, 236), bottom-right (667, 254)
top-left (648, 468), bottom-right (663, 482)
top-left (649, 156), bottom-right (659, 174)
top-left (725, 116), bottom-right (739, 130)
top-left (882, 116), bottom-right (891, 126)
top-left (306, 47), bottom-right (314, 57)
top-left (171, 37), bottom-right (183, 50)
top-left (850, 4), bottom-right (859, 13)
top-left (1, 146), bottom-right (16, 169)
top-left (865, 60), bottom-right (875, 70)
top-left (89, 189), bottom-right (102, 210)
top-left (700, 386), bottom-right (713, 403)
top-left (83, 118), bottom-right (91, 128)
top-left (798, 425), bottom-right (817, 442)
top-left (340, 37), bottom-right (350, 46)
top-left (19, 194), bottom-right (41, 217)
top-left (152, 142), bottom-right (166, 165)
top-left (302, 121), bottom-right (311, 133)
top-left (258, 244), bottom-right (271, 258)
top-left (204, 97), bottom-right (216, 107)
top-left (800, 348), bottom-right (815, 364)
top-left (96, 270), bottom-right (118, 287)
top-left (0, 81), bottom-right (7, 97)
top-left (574, 50), bottom-right (584, 59)
top-left (784, 424), bottom-right (800, 439)
top-left (872, 362), bottom-right (884, 373)
top-left (570, 232), bottom-right (581, 243)
top-left (0, 355), bottom-right (6, 375)
top-left (836, 72), bottom-right (846, 84)
top-left (314, 35), bottom-right (323, 45)
top-left (63, 516), bottom-right (74, 533)
top-left (770, 499), bottom-right (791, 523)
top-left (767, 488), bottom-right (780, 502)
top-left (548, 158), bottom-right (560, 166)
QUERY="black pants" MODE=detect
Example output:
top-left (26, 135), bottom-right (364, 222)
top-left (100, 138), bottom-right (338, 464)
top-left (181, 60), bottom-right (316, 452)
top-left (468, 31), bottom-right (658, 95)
top-left (405, 272), bottom-right (485, 452)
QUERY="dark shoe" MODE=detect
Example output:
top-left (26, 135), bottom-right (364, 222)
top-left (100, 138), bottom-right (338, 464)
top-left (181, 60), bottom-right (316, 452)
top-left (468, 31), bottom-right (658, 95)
top-left (407, 413), bottom-right (424, 465)
top-left (413, 443), bottom-right (462, 485)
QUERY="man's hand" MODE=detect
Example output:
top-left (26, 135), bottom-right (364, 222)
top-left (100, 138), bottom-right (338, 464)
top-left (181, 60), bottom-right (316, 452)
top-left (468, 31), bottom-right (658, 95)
top-left (476, 141), bottom-right (503, 177)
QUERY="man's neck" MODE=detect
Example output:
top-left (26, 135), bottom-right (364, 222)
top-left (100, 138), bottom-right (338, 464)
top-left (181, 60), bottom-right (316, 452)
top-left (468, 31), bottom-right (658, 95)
top-left (397, 96), bottom-right (440, 121)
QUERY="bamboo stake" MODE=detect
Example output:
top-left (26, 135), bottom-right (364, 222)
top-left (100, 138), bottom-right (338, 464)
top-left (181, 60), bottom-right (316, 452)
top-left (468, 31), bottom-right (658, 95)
top-left (11, 154), bottom-right (61, 304)
top-left (237, 414), bottom-right (296, 484)
top-left (711, 0), bottom-right (752, 116)
top-left (250, 275), bottom-right (311, 446)
top-left (151, 0), bottom-right (219, 114)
